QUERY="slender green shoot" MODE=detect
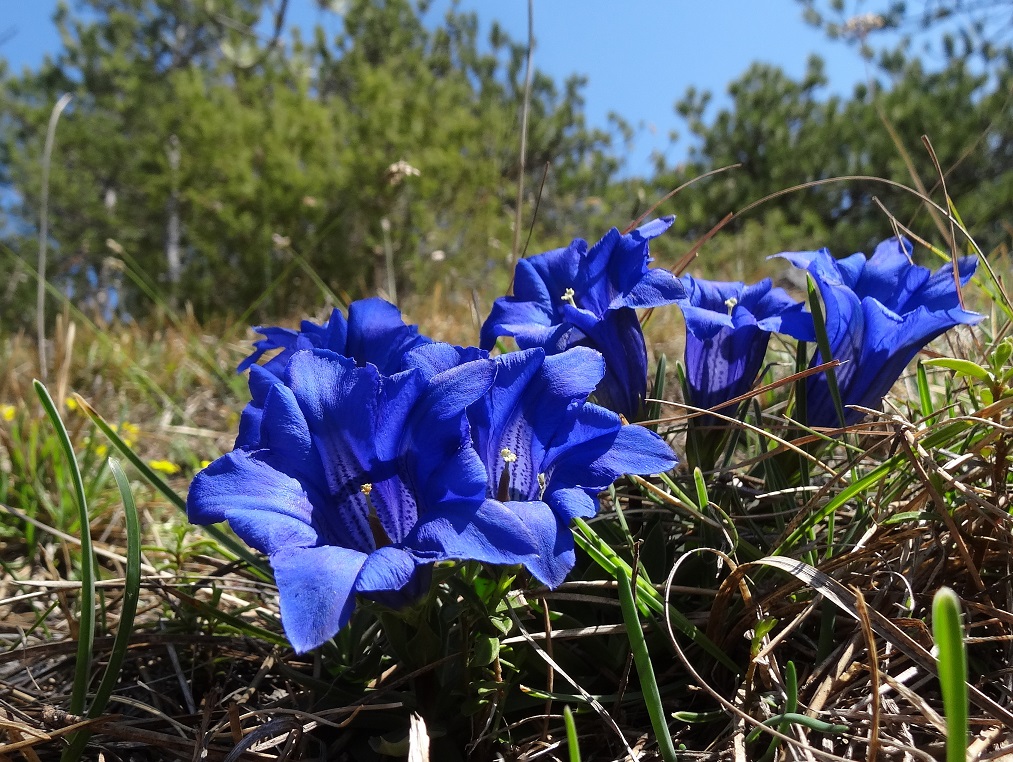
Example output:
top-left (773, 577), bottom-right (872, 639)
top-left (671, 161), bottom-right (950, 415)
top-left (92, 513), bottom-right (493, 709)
top-left (759, 660), bottom-right (799, 762)
top-left (62, 458), bottom-right (142, 761)
top-left (744, 713), bottom-right (849, 741)
top-left (563, 705), bottom-right (581, 762)
top-left (917, 361), bottom-right (936, 426)
top-left (806, 275), bottom-right (846, 428)
top-left (933, 587), bottom-right (969, 762)
top-left (616, 566), bottom-right (678, 762)
top-left (34, 380), bottom-right (95, 718)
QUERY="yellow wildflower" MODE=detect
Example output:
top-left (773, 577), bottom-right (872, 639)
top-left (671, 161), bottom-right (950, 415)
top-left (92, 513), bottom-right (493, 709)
top-left (148, 459), bottom-right (181, 476)
top-left (0, 405), bottom-right (15, 422)
top-left (119, 422), bottom-right (140, 447)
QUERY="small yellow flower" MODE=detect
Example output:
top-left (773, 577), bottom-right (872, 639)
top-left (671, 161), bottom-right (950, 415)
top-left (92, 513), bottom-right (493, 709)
top-left (95, 443), bottom-right (109, 458)
top-left (200, 460), bottom-right (212, 469)
top-left (0, 405), bottom-right (15, 422)
top-left (148, 459), bottom-right (181, 476)
top-left (65, 397), bottom-right (79, 411)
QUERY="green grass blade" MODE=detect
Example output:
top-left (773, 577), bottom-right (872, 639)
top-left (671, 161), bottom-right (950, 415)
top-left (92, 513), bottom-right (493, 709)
top-left (33, 381), bottom-right (95, 718)
top-left (745, 712), bottom-right (849, 742)
top-left (563, 705), bottom-right (581, 762)
top-left (916, 361), bottom-right (935, 426)
top-left (616, 566), bottom-right (677, 762)
top-left (645, 353), bottom-right (667, 428)
top-left (89, 458), bottom-right (141, 713)
top-left (572, 517), bottom-right (739, 672)
top-left (774, 457), bottom-right (898, 554)
top-left (933, 587), bottom-right (969, 762)
top-left (806, 275), bottom-right (846, 427)
top-left (62, 458), bottom-right (142, 760)
top-left (692, 467), bottom-right (708, 513)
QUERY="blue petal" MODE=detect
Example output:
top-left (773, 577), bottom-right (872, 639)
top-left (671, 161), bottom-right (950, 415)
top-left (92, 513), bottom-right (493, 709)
top-left (618, 267), bottom-right (686, 309)
top-left (543, 403), bottom-right (675, 495)
top-left (270, 544), bottom-right (367, 653)
top-left (284, 350), bottom-right (381, 553)
top-left (345, 297), bottom-right (431, 374)
top-left (632, 216), bottom-right (676, 241)
top-left (480, 296), bottom-right (567, 351)
top-left (375, 355), bottom-right (494, 542)
top-left (356, 545), bottom-right (428, 596)
top-left (236, 362), bottom-right (286, 448)
top-left (408, 497), bottom-right (571, 586)
top-left (906, 257), bottom-right (982, 315)
top-left (187, 450), bottom-right (321, 555)
top-left (472, 346), bottom-right (606, 502)
top-left (524, 240), bottom-right (586, 315)
top-left (237, 309), bottom-right (348, 377)
top-left (499, 500), bottom-right (575, 588)
top-left (579, 308), bottom-right (649, 419)
top-left (857, 237), bottom-right (920, 309)
top-left (401, 342), bottom-right (488, 380)
top-left (546, 487), bottom-right (598, 522)
top-left (685, 323), bottom-right (769, 412)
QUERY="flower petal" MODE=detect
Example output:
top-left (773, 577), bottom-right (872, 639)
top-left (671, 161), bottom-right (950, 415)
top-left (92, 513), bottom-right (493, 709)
top-left (346, 297), bottom-right (431, 374)
top-left (580, 308), bottom-right (649, 419)
top-left (544, 403), bottom-right (675, 495)
top-left (270, 544), bottom-right (367, 653)
top-left (186, 450), bottom-right (321, 555)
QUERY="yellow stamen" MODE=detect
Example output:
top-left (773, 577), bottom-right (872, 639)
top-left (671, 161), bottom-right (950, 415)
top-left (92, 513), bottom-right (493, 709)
top-left (561, 288), bottom-right (576, 307)
top-left (497, 450), bottom-right (518, 502)
top-left (361, 483), bottom-right (391, 548)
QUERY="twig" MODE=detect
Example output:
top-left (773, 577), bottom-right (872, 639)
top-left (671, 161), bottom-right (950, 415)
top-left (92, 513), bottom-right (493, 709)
top-left (37, 93), bottom-right (73, 382)
top-left (510, 0), bottom-right (534, 264)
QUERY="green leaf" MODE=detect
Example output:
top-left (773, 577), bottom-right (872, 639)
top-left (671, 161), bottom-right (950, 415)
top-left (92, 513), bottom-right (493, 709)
top-left (563, 705), bottom-right (582, 762)
top-left (933, 587), bottom-right (969, 762)
top-left (34, 381), bottom-right (95, 723)
top-left (616, 566), bottom-right (678, 762)
top-left (471, 635), bottom-right (500, 667)
top-left (922, 357), bottom-right (991, 381)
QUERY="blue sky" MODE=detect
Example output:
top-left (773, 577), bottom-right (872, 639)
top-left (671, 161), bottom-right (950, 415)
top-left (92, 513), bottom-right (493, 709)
top-left (0, 1), bottom-right (875, 176)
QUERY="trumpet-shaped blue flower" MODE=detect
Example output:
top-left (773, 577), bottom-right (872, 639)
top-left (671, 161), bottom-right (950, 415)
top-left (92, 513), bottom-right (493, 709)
top-left (480, 218), bottom-right (685, 419)
top-left (414, 344), bottom-right (679, 587)
top-left (678, 276), bottom-right (815, 415)
top-left (238, 297), bottom-right (432, 378)
top-left (776, 237), bottom-right (983, 427)
top-left (187, 345), bottom-right (566, 653)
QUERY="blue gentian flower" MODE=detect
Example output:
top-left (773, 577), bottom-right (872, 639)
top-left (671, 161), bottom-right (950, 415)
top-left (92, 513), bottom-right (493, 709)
top-left (480, 218), bottom-right (686, 419)
top-left (187, 345), bottom-right (566, 653)
top-left (415, 344), bottom-right (679, 587)
top-left (678, 276), bottom-right (815, 415)
top-left (238, 297), bottom-right (432, 377)
top-left (472, 346), bottom-right (678, 585)
top-left (776, 237), bottom-right (983, 427)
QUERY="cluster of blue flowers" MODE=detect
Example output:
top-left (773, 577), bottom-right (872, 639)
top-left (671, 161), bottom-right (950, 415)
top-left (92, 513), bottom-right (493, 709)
top-left (187, 222), bottom-right (682, 653)
top-left (679, 236), bottom-right (981, 430)
top-left (187, 218), bottom-right (981, 653)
